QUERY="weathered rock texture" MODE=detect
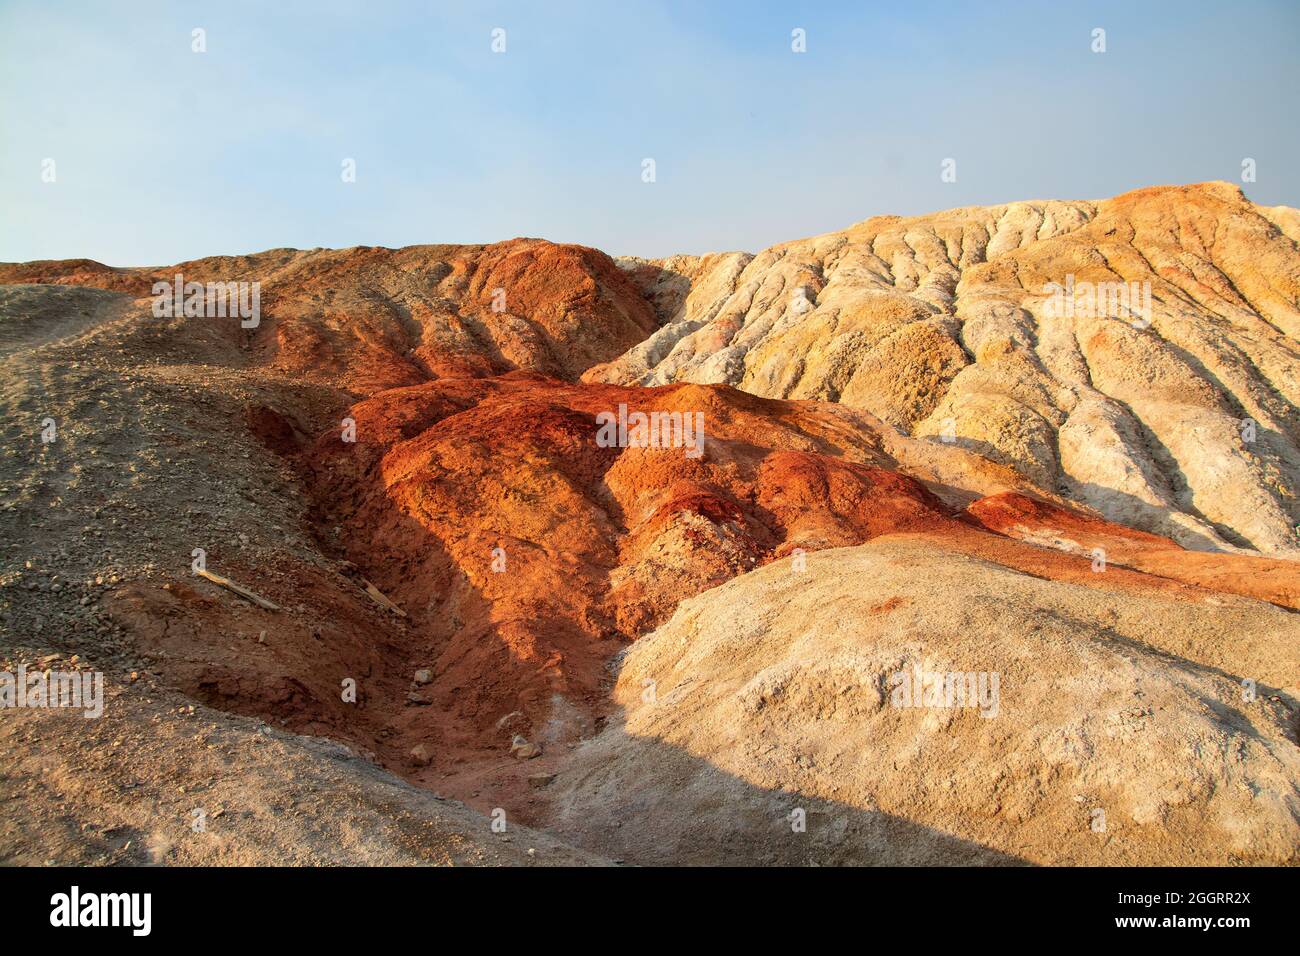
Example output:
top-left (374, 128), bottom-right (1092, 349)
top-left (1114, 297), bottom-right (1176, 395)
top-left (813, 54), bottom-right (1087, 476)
top-left (589, 183), bottom-right (1300, 556)
top-left (547, 537), bottom-right (1299, 866)
top-left (1, 183), bottom-right (1297, 866)
top-left (295, 375), bottom-right (1041, 780)
top-left (1, 238), bottom-right (658, 390)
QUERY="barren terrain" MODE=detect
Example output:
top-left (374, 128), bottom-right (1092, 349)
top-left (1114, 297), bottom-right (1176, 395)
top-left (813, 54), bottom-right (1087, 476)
top-left (1, 183), bottom-right (1296, 865)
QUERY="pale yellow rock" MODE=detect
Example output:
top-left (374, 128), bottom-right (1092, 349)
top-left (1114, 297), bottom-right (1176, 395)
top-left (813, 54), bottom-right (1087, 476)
top-left (589, 183), bottom-right (1300, 555)
top-left (546, 539), bottom-right (1300, 866)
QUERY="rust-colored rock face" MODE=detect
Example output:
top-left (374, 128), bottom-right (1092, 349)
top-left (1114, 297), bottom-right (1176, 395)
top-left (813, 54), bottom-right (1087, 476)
top-left (1, 237), bottom-right (659, 390)
top-left (300, 374), bottom-right (961, 759)
top-left (963, 491), bottom-right (1300, 610)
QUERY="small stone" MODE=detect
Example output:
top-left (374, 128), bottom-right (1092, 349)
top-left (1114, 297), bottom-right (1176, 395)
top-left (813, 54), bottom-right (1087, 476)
top-left (413, 668), bottom-right (432, 685)
top-left (527, 772), bottom-right (556, 789)
top-left (409, 744), bottom-right (431, 766)
top-left (510, 735), bottom-right (542, 760)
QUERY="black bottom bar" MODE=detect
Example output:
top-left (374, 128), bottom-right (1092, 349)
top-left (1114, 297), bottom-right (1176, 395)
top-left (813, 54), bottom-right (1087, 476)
top-left (0, 865), bottom-right (1285, 942)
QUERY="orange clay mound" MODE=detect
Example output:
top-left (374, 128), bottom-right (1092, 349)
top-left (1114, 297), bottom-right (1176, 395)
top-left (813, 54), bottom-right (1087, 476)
top-left (298, 374), bottom-right (956, 766)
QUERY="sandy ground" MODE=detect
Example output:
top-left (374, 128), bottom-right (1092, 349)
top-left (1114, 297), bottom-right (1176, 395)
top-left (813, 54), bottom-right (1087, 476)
top-left (0, 654), bottom-right (607, 866)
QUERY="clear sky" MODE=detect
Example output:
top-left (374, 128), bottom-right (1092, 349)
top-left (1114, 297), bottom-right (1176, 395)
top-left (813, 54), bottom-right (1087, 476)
top-left (2, 0), bottom-right (1297, 265)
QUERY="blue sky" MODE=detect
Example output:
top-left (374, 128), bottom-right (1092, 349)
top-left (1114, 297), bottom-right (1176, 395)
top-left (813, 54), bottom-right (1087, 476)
top-left (2, 0), bottom-right (1297, 265)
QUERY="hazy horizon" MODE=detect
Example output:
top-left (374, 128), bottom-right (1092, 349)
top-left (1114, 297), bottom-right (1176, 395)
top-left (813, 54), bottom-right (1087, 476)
top-left (0, 178), bottom-right (1278, 270)
top-left (4, 0), bottom-right (1298, 266)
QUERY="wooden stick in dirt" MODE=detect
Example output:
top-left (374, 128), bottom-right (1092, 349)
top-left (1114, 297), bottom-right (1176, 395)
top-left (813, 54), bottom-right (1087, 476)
top-left (194, 568), bottom-right (282, 611)
top-left (362, 578), bottom-right (407, 618)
